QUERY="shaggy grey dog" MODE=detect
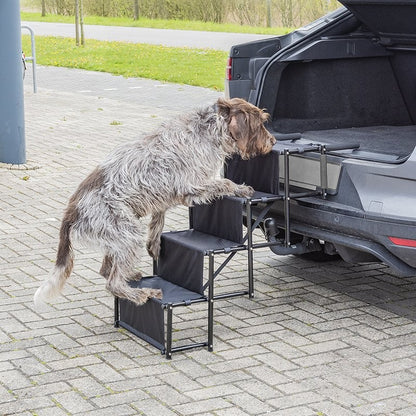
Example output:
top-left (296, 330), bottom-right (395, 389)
top-left (34, 98), bottom-right (276, 307)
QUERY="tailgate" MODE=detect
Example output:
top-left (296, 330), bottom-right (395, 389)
top-left (340, 0), bottom-right (416, 41)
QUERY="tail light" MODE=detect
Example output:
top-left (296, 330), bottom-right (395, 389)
top-left (389, 237), bottom-right (416, 248)
top-left (226, 57), bottom-right (232, 81)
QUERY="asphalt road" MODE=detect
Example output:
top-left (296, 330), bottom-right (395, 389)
top-left (22, 20), bottom-right (274, 52)
top-left (24, 65), bottom-right (222, 111)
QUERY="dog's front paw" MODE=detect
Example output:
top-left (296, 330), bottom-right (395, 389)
top-left (149, 289), bottom-right (163, 300)
top-left (129, 271), bottom-right (143, 282)
top-left (133, 288), bottom-right (163, 305)
top-left (234, 184), bottom-right (255, 198)
top-left (146, 239), bottom-right (161, 260)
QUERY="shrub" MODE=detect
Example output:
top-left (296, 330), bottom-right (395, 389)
top-left (22, 0), bottom-right (341, 27)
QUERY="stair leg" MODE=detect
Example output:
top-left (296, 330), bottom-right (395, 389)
top-left (114, 297), bottom-right (119, 327)
top-left (208, 252), bottom-right (214, 352)
top-left (246, 200), bottom-right (254, 298)
top-left (283, 149), bottom-right (291, 247)
top-left (166, 304), bottom-right (173, 359)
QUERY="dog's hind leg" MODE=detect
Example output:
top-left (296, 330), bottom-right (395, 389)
top-left (146, 210), bottom-right (166, 260)
top-left (101, 214), bottom-right (162, 304)
top-left (105, 257), bottom-right (161, 305)
top-left (99, 255), bottom-right (113, 279)
top-left (100, 254), bottom-right (142, 282)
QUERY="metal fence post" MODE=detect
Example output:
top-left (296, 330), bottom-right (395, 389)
top-left (0, 0), bottom-right (26, 164)
top-left (21, 25), bottom-right (37, 93)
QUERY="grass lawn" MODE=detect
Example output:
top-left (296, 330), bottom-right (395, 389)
top-left (21, 12), bottom-right (289, 90)
top-left (22, 35), bottom-right (229, 90)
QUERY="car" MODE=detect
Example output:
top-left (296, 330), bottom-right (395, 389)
top-left (224, 0), bottom-right (416, 277)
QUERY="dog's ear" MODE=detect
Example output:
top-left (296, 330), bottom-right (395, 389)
top-left (228, 111), bottom-right (249, 144)
top-left (216, 98), bottom-right (232, 122)
top-left (217, 98), bottom-right (249, 143)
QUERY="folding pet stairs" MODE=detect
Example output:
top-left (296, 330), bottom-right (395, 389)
top-left (114, 136), bottom-right (358, 358)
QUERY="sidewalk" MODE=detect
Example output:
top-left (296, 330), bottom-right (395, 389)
top-left (0, 68), bottom-right (416, 415)
top-left (21, 21), bottom-right (274, 51)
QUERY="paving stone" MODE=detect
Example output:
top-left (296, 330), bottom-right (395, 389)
top-left (298, 339), bottom-right (349, 354)
top-left (310, 401), bottom-right (356, 416)
top-left (359, 385), bottom-right (413, 403)
top-left (145, 384), bottom-right (191, 406)
top-left (185, 384), bottom-right (242, 401)
top-left (196, 369), bottom-right (252, 388)
top-left (159, 371), bottom-right (203, 392)
top-left (268, 391), bottom-right (324, 409)
top-left (237, 378), bottom-right (282, 401)
top-left (13, 381), bottom-right (72, 403)
top-left (265, 406), bottom-right (316, 416)
top-left (0, 369), bottom-right (33, 390)
top-left (91, 389), bottom-right (149, 407)
top-left (173, 397), bottom-right (234, 414)
top-left (68, 376), bottom-right (109, 398)
top-left (216, 408), bottom-right (252, 416)
top-left (84, 362), bottom-right (126, 383)
top-left (52, 390), bottom-right (95, 413)
top-left (47, 355), bottom-right (103, 371)
top-left (31, 367), bottom-right (88, 385)
top-left (0, 396), bottom-right (53, 415)
top-left (132, 398), bottom-right (178, 416)
top-left (353, 397), bottom-right (413, 415)
top-left (0, 383), bottom-right (15, 403)
top-left (396, 407), bottom-right (416, 416)
top-left (320, 385), bottom-right (365, 408)
top-left (36, 406), bottom-right (70, 416)
top-left (229, 391), bottom-right (276, 414)
top-left (82, 405), bottom-right (137, 416)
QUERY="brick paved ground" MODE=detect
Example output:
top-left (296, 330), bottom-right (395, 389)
top-left (1, 68), bottom-right (416, 415)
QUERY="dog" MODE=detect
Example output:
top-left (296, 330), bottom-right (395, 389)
top-left (34, 97), bottom-right (276, 307)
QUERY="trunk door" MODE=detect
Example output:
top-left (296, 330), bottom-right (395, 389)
top-left (339, 0), bottom-right (416, 42)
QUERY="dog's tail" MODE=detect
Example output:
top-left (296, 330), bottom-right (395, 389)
top-left (34, 214), bottom-right (75, 307)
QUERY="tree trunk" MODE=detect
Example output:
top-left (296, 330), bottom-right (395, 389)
top-left (80, 0), bottom-right (85, 46)
top-left (266, 0), bottom-right (271, 27)
top-left (75, 0), bottom-right (80, 46)
top-left (41, 0), bottom-right (46, 17)
top-left (133, 0), bottom-right (139, 20)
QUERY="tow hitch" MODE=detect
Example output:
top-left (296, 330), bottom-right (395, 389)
top-left (263, 218), bottom-right (322, 256)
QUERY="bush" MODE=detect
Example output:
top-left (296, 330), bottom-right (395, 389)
top-left (22, 0), bottom-right (341, 27)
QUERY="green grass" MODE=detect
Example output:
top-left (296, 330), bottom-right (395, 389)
top-left (22, 35), bottom-right (228, 90)
top-left (20, 12), bottom-right (291, 90)
top-left (21, 12), bottom-right (292, 35)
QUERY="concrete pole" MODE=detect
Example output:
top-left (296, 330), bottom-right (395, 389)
top-left (0, 0), bottom-right (26, 164)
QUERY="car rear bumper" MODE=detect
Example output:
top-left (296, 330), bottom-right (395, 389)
top-left (261, 200), bottom-right (416, 276)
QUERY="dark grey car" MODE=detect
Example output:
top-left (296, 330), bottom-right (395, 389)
top-left (224, 0), bottom-right (416, 277)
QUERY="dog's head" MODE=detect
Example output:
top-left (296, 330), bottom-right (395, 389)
top-left (217, 97), bottom-right (276, 159)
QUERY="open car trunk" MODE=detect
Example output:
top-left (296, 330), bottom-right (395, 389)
top-left (225, 0), bottom-right (416, 275)
top-left (257, 0), bottom-right (416, 164)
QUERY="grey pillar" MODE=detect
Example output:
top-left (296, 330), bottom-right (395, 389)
top-left (0, 0), bottom-right (26, 164)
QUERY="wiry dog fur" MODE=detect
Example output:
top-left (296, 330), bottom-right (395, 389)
top-left (34, 98), bottom-right (276, 307)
